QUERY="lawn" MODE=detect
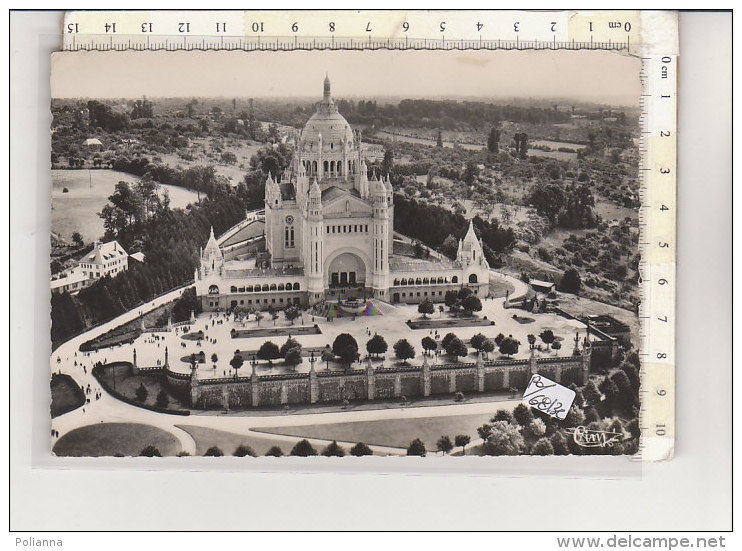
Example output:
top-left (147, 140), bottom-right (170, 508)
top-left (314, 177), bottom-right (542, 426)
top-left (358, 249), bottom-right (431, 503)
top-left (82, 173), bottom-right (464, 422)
top-left (252, 412), bottom-right (501, 451)
top-left (489, 278), bottom-right (516, 298)
top-left (407, 318), bottom-right (494, 330)
top-left (53, 423), bottom-right (182, 457)
top-left (176, 425), bottom-right (299, 457)
top-left (50, 373), bottom-right (85, 418)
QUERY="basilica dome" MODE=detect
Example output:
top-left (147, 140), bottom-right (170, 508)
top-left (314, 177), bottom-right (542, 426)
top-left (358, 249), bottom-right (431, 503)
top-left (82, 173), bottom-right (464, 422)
top-left (300, 76), bottom-right (355, 152)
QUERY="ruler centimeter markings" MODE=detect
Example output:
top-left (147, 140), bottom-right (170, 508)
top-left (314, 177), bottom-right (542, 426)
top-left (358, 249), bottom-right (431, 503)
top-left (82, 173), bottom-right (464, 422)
top-left (58, 9), bottom-right (677, 461)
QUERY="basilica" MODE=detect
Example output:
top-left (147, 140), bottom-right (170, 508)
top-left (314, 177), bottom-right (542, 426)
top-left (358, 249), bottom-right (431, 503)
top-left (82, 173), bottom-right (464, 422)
top-left (194, 76), bottom-right (490, 311)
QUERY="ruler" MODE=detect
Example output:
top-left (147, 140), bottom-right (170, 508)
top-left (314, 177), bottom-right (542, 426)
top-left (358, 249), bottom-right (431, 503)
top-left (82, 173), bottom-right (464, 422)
top-left (58, 9), bottom-right (677, 461)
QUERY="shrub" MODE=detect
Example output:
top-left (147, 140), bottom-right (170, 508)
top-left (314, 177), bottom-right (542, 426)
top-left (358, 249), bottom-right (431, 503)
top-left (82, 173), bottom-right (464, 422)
top-left (481, 421), bottom-right (526, 456)
top-left (290, 439), bottom-right (317, 457)
top-left (513, 403), bottom-right (535, 426)
top-left (531, 437), bottom-right (555, 455)
top-left (322, 440), bottom-right (346, 457)
top-left (265, 446), bottom-right (284, 457)
top-left (350, 442), bottom-right (373, 456)
top-left (406, 438), bottom-right (427, 457)
top-left (204, 446), bottom-right (224, 457)
top-left (135, 383), bottom-right (148, 403)
top-left (233, 444), bottom-right (256, 457)
top-left (139, 445), bottom-right (161, 457)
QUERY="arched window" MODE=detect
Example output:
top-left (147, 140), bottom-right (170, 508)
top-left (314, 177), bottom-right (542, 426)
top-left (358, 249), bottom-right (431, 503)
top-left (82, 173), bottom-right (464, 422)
top-left (324, 160), bottom-right (329, 172)
top-left (437, 277), bottom-right (444, 284)
top-left (208, 285), bottom-right (219, 296)
top-left (337, 163), bottom-right (341, 176)
top-left (468, 274), bottom-right (478, 284)
top-left (415, 278), bottom-right (422, 285)
top-left (452, 276), bottom-right (458, 284)
top-left (293, 282), bottom-right (300, 290)
top-left (230, 286), bottom-right (237, 293)
top-left (261, 284), bottom-right (269, 292)
top-left (270, 283), bottom-right (277, 291)
top-left (312, 161), bottom-right (317, 173)
top-left (423, 277), bottom-right (429, 285)
top-left (246, 285), bottom-right (253, 292)
top-left (393, 279), bottom-right (400, 285)
top-left (277, 283), bottom-right (285, 291)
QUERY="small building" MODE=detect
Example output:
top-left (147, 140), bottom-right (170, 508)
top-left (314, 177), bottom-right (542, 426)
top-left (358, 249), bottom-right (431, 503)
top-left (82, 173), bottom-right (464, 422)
top-left (582, 314), bottom-right (632, 346)
top-left (77, 240), bottom-right (129, 281)
top-left (130, 252), bottom-right (146, 263)
top-left (50, 269), bottom-right (92, 295)
top-left (530, 279), bottom-right (555, 294)
top-left (83, 137), bottom-right (103, 151)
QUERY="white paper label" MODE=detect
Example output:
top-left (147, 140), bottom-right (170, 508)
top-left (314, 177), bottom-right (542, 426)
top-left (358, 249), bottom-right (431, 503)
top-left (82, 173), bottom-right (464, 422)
top-left (522, 374), bottom-right (575, 420)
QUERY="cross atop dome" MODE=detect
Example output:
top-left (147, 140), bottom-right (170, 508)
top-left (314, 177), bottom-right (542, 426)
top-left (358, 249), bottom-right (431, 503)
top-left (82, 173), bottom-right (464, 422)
top-left (323, 73), bottom-right (331, 100)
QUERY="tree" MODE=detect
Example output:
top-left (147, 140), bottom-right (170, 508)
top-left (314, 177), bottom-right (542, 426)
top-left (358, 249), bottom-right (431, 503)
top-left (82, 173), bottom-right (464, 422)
top-left (421, 336), bottom-right (437, 356)
top-left (418, 297), bottom-right (434, 318)
top-left (436, 129), bottom-right (443, 148)
top-left (445, 336), bottom-right (468, 359)
top-left (393, 339), bottom-right (415, 364)
top-left (139, 445), bottom-right (161, 457)
top-left (444, 290), bottom-right (459, 310)
top-left (441, 332), bottom-right (457, 349)
top-left (381, 148), bottom-right (394, 176)
top-left (441, 235), bottom-right (458, 259)
top-left (234, 444), bottom-right (256, 457)
top-left (492, 409), bottom-right (515, 424)
top-left (321, 348), bottom-right (335, 370)
top-left (513, 403), bottom-right (535, 426)
top-left (204, 446), bottom-right (224, 457)
top-left (366, 334), bottom-right (388, 358)
top-left (333, 334), bottom-right (358, 367)
top-left (481, 338), bottom-right (495, 359)
top-left (284, 347), bottom-right (302, 369)
top-left (407, 438), bottom-right (427, 457)
top-left (155, 389), bottom-right (169, 409)
top-left (531, 438), bottom-right (555, 456)
top-left (454, 434), bottom-right (471, 455)
top-left (462, 160), bottom-right (479, 184)
top-left (487, 127), bottom-right (500, 154)
top-left (71, 231), bottom-right (84, 247)
top-left (279, 337), bottom-right (301, 358)
top-left (436, 435), bottom-right (454, 455)
top-left (470, 333), bottom-right (487, 352)
top-left (499, 336), bottom-right (520, 358)
top-left (290, 439), bottom-right (317, 457)
top-left (550, 432), bottom-right (570, 455)
top-left (539, 329), bottom-right (555, 349)
top-left (254, 311), bottom-right (264, 326)
top-left (230, 352), bottom-right (244, 375)
top-left (527, 334), bottom-right (537, 349)
top-left (211, 353), bottom-right (218, 364)
top-left (284, 304), bottom-right (300, 325)
top-left (551, 341), bottom-right (562, 353)
top-left (265, 446), bottom-right (284, 457)
top-left (350, 442), bottom-right (373, 456)
top-left (462, 294), bottom-right (482, 315)
top-left (559, 268), bottom-right (582, 294)
top-left (481, 421), bottom-right (526, 456)
top-left (135, 383), bottom-right (148, 403)
top-left (322, 440), bottom-right (346, 457)
top-left (257, 341), bottom-right (280, 364)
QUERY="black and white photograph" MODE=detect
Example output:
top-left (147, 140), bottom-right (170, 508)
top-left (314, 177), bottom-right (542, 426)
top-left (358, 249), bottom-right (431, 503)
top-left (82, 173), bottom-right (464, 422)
top-left (47, 46), bottom-right (647, 460)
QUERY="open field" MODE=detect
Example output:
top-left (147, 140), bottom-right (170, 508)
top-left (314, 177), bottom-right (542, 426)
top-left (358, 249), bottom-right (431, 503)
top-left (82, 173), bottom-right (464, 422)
top-left (253, 411), bottom-right (502, 450)
top-left (52, 422), bottom-right (182, 457)
top-left (52, 169), bottom-right (200, 242)
top-left (176, 424), bottom-right (300, 456)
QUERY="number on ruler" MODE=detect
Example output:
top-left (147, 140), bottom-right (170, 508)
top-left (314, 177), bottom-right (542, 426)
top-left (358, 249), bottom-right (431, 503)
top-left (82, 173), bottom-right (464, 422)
top-left (402, 22), bottom-right (409, 32)
top-left (655, 424), bottom-right (667, 437)
top-left (329, 22), bottom-right (335, 33)
top-left (142, 23), bottom-right (153, 33)
top-left (476, 22), bottom-right (484, 32)
top-left (514, 22), bottom-right (520, 32)
top-left (104, 23), bottom-right (116, 33)
top-left (67, 23), bottom-right (79, 33)
top-left (178, 23), bottom-right (190, 33)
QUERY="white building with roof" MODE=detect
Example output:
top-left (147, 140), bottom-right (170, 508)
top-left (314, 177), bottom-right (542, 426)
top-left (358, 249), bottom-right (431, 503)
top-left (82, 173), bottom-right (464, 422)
top-left (194, 77), bottom-right (490, 311)
top-left (78, 240), bottom-right (129, 281)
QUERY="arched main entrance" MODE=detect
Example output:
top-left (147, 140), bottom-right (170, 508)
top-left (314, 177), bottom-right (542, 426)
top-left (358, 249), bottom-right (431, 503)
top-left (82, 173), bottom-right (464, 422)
top-left (327, 252), bottom-right (367, 288)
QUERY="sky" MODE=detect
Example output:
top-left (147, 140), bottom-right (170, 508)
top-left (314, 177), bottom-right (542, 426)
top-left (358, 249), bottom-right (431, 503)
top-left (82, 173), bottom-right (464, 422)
top-left (51, 48), bottom-right (641, 106)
